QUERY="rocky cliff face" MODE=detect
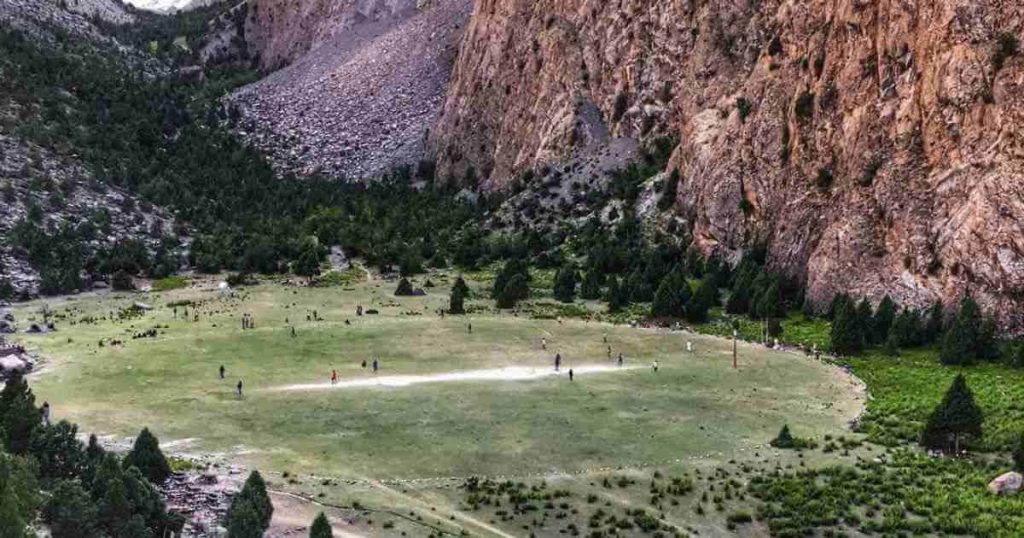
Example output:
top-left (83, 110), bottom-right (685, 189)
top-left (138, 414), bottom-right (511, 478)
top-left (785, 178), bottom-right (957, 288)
top-left (244, 0), bottom-right (422, 70)
top-left (431, 0), bottom-right (1024, 327)
top-left (232, 0), bottom-right (471, 179)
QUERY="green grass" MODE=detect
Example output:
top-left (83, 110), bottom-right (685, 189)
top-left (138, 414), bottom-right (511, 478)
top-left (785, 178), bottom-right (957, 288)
top-left (151, 275), bottom-right (191, 292)
top-left (750, 448), bottom-right (1024, 537)
top-left (14, 272), bottom-right (859, 484)
top-left (846, 348), bottom-right (1024, 451)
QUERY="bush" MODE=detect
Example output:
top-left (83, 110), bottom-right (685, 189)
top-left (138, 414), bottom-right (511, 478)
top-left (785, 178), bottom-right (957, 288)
top-left (123, 428), bottom-right (171, 484)
top-left (394, 278), bottom-right (415, 296)
top-left (111, 270), bottom-right (135, 291)
top-left (993, 32), bottom-right (1020, 71)
top-left (795, 91), bottom-right (815, 119)
top-left (309, 512), bottom-right (333, 538)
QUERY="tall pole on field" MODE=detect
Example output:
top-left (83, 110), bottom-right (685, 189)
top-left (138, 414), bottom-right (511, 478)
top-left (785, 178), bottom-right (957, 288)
top-left (732, 329), bottom-right (738, 369)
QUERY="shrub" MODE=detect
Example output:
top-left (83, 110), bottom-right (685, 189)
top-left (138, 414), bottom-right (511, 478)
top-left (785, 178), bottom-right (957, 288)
top-left (736, 97), bottom-right (752, 121)
top-left (309, 512), bottom-right (333, 538)
top-left (394, 278), bottom-right (415, 296)
top-left (111, 270), bottom-right (135, 291)
top-left (992, 32), bottom-right (1020, 71)
top-left (794, 91), bottom-right (815, 119)
top-left (123, 428), bottom-right (171, 484)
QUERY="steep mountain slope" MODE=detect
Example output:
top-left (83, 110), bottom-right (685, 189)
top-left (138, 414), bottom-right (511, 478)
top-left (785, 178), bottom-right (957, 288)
top-left (0, 0), bottom-right (176, 297)
top-left (431, 0), bottom-right (1024, 327)
top-left (230, 0), bottom-right (472, 179)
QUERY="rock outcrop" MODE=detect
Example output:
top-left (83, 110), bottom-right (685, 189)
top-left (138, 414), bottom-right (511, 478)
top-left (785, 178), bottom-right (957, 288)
top-left (430, 0), bottom-right (1024, 328)
top-left (231, 0), bottom-right (472, 179)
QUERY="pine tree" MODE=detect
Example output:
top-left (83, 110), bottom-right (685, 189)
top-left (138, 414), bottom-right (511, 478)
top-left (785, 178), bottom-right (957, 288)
top-left (939, 295), bottom-right (994, 366)
top-left (685, 277), bottom-right (717, 323)
top-left (855, 298), bottom-right (873, 348)
top-left (920, 374), bottom-right (984, 453)
top-left (579, 270), bottom-right (603, 300)
top-left (873, 295), bottom-right (897, 345)
top-left (0, 372), bottom-right (41, 455)
top-left (0, 452), bottom-right (41, 537)
top-left (605, 277), bottom-right (627, 313)
top-left (890, 309), bottom-right (921, 347)
top-left (449, 278), bottom-right (466, 315)
top-left (492, 258), bottom-right (530, 300)
top-left (123, 428), bottom-right (171, 484)
top-left (754, 280), bottom-right (784, 321)
top-left (229, 471), bottom-right (273, 533)
top-left (827, 292), bottom-right (851, 321)
top-left (830, 298), bottom-right (861, 356)
top-left (43, 479), bottom-right (99, 538)
top-left (652, 272), bottom-right (688, 318)
top-left (882, 332), bottom-right (900, 357)
top-left (310, 512), bottom-right (333, 538)
top-left (553, 264), bottom-right (577, 303)
top-left (770, 425), bottom-right (794, 448)
top-left (924, 300), bottom-right (945, 343)
top-left (497, 274), bottom-right (530, 308)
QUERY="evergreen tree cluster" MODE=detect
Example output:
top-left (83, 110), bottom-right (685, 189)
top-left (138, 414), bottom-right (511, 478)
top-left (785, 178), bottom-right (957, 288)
top-left (493, 258), bottom-right (532, 308)
top-left (225, 471), bottom-right (273, 538)
top-left (0, 373), bottom-right (182, 538)
top-left (828, 293), bottom-right (946, 357)
top-left (449, 276), bottom-right (469, 314)
top-left (920, 374), bottom-right (984, 453)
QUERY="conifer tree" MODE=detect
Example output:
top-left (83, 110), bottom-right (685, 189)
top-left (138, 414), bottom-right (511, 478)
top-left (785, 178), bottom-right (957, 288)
top-left (228, 471), bottom-right (273, 533)
top-left (770, 425), bottom-right (794, 448)
top-left (579, 270), bottom-right (603, 300)
top-left (0, 372), bottom-right (41, 455)
top-left (123, 428), bottom-right (171, 484)
top-left (394, 278), bottom-right (414, 296)
top-left (830, 298), bottom-right (861, 356)
top-left (920, 374), bottom-right (983, 453)
top-left (43, 479), bottom-right (99, 538)
top-left (652, 272), bottom-right (689, 318)
top-left (657, 169), bottom-right (680, 211)
top-left (1013, 432), bottom-right (1024, 472)
top-left (497, 273), bottom-right (530, 308)
top-left (449, 277), bottom-right (467, 314)
top-left (924, 300), bottom-right (945, 343)
top-left (855, 298), bottom-right (873, 348)
top-left (685, 277), bottom-right (718, 323)
top-left (939, 295), bottom-right (996, 365)
top-left (310, 512), bottom-right (333, 538)
top-left (605, 277), bottom-right (627, 313)
top-left (873, 295), bottom-right (897, 345)
top-left (553, 264), bottom-right (577, 303)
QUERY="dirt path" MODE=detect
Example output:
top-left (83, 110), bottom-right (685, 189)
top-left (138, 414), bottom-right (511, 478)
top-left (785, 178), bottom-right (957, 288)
top-left (268, 364), bottom-right (641, 392)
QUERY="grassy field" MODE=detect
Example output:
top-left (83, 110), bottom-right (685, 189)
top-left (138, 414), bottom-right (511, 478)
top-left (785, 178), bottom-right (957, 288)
top-left (8, 269), bottom-right (868, 536)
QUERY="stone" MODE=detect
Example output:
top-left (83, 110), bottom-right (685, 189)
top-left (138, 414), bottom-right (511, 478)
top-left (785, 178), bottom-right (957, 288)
top-left (988, 472), bottom-right (1023, 496)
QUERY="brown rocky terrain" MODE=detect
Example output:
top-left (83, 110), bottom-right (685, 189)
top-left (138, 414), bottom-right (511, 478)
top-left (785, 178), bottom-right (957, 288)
top-left (430, 0), bottom-right (1024, 328)
top-left (230, 0), bottom-right (472, 179)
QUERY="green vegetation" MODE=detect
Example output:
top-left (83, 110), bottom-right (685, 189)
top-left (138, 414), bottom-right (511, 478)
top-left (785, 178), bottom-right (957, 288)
top-left (309, 512), bottom-right (333, 538)
top-left (750, 449), bottom-right (1024, 537)
top-left (227, 471), bottom-right (273, 538)
top-left (152, 275), bottom-right (191, 292)
top-left (123, 428), bottom-right (172, 484)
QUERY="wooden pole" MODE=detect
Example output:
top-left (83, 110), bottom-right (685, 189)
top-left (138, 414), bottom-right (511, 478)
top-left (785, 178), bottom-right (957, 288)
top-left (732, 329), bottom-right (738, 369)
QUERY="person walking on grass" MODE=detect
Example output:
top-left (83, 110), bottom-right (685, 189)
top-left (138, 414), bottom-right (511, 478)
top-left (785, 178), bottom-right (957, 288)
top-left (554, 353), bottom-right (561, 371)
top-left (372, 357), bottom-right (379, 373)
top-left (617, 353), bottom-right (623, 367)
top-left (468, 323), bottom-right (473, 334)
top-left (652, 360), bottom-right (659, 373)
top-left (236, 380), bottom-right (244, 398)
top-left (331, 369), bottom-right (338, 385)
top-left (569, 368), bottom-right (574, 382)
top-left (541, 337), bottom-right (547, 350)
top-left (219, 365), bottom-right (225, 380)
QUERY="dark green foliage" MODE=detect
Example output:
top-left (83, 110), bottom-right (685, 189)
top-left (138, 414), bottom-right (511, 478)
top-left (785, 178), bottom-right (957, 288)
top-left (553, 264), bottom-right (577, 303)
top-left (920, 374), bottom-right (983, 452)
top-left (770, 425), bottom-right (794, 448)
top-left (830, 296), bottom-right (862, 356)
top-left (882, 332), bottom-right (900, 357)
top-left (309, 512), bottom-right (333, 538)
top-left (889, 308), bottom-right (922, 347)
top-left (0, 372), bottom-right (41, 455)
top-left (123, 428), bottom-right (170, 484)
top-left (0, 450), bottom-right (41, 537)
top-left (1012, 344), bottom-right (1024, 369)
top-left (449, 276), bottom-right (468, 314)
top-left (579, 271), bottom-right (603, 300)
top-left (736, 97), bottom-right (752, 120)
top-left (1013, 432), bottom-right (1024, 472)
top-left (111, 270), bottom-right (135, 291)
top-left (605, 277), bottom-right (629, 313)
top-left (227, 471), bottom-right (273, 536)
top-left (492, 259), bottom-right (531, 300)
top-left (924, 300), bottom-right (945, 343)
top-left (30, 421), bottom-right (85, 481)
top-left (497, 274), bottom-right (530, 309)
top-left (91, 454), bottom-right (174, 537)
top-left (940, 295), bottom-right (997, 366)
top-left (43, 480), bottom-right (99, 538)
top-left (814, 167), bottom-right (833, 191)
top-left (869, 295), bottom-right (897, 345)
top-left (657, 169), bottom-right (680, 211)
top-left (651, 272), bottom-right (689, 318)
top-left (293, 239), bottom-right (325, 278)
top-left (993, 32), bottom-right (1020, 71)
top-left (752, 279), bottom-right (784, 320)
top-left (394, 278), bottom-right (414, 296)
top-left (794, 91), bottom-right (815, 119)
top-left (685, 278), bottom-right (718, 323)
